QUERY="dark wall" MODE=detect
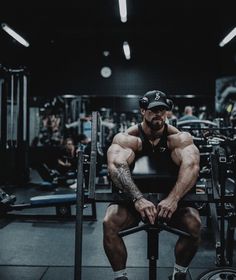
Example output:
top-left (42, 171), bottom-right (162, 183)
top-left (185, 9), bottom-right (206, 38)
top-left (1, 5), bottom-right (233, 98)
top-left (27, 37), bottom-right (217, 98)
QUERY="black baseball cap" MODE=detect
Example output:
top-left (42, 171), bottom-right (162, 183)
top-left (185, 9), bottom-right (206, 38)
top-left (142, 90), bottom-right (171, 110)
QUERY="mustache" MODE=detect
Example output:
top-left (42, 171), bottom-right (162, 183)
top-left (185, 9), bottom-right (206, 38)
top-left (152, 117), bottom-right (162, 121)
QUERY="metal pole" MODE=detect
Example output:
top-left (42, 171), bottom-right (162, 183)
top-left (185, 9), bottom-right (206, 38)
top-left (74, 151), bottom-right (84, 280)
top-left (0, 79), bottom-right (4, 184)
top-left (0, 74), bottom-right (8, 184)
top-left (148, 228), bottom-right (158, 280)
top-left (10, 74), bottom-right (14, 146)
top-left (23, 75), bottom-right (28, 142)
top-left (226, 219), bottom-right (235, 266)
top-left (0, 80), bottom-right (2, 140)
top-left (16, 74), bottom-right (20, 147)
top-left (218, 147), bottom-right (227, 266)
top-left (88, 111), bottom-right (98, 199)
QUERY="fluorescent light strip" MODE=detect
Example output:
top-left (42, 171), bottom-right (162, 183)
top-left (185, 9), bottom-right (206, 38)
top-left (219, 27), bottom-right (236, 47)
top-left (123, 41), bottom-right (131, 60)
top-left (1, 23), bottom-right (30, 47)
top-left (118, 0), bottom-right (127, 23)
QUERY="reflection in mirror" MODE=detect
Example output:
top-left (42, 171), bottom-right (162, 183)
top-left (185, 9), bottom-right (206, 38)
top-left (28, 94), bottom-right (215, 187)
top-left (29, 94), bottom-right (215, 148)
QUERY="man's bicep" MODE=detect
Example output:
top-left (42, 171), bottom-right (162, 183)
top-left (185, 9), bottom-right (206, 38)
top-left (107, 144), bottom-right (135, 166)
top-left (172, 144), bottom-right (200, 166)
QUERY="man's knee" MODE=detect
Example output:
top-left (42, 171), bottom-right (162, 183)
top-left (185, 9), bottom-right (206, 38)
top-left (103, 208), bottom-right (123, 238)
top-left (183, 207), bottom-right (202, 239)
top-left (103, 216), bottom-right (118, 234)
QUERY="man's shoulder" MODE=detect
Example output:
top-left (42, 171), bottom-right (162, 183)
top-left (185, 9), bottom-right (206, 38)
top-left (168, 131), bottom-right (192, 141)
top-left (114, 124), bottom-right (140, 139)
top-left (167, 124), bottom-right (180, 135)
top-left (126, 123), bottom-right (140, 136)
top-left (168, 131), bottom-right (193, 149)
top-left (113, 131), bottom-right (140, 144)
top-left (111, 129), bottom-right (141, 151)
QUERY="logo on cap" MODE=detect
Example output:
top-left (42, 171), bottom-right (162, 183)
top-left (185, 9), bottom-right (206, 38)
top-left (155, 92), bottom-right (161, 101)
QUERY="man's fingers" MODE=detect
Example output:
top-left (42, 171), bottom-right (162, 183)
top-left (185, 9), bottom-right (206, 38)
top-left (156, 204), bottom-right (161, 215)
top-left (153, 206), bottom-right (158, 215)
top-left (162, 210), bottom-right (169, 219)
top-left (149, 206), bottom-right (157, 218)
top-left (136, 199), bottom-right (158, 224)
top-left (167, 211), bottom-right (173, 220)
top-left (158, 207), bottom-right (166, 218)
top-left (145, 208), bottom-right (155, 224)
top-left (140, 210), bottom-right (146, 220)
top-left (157, 206), bottom-right (173, 220)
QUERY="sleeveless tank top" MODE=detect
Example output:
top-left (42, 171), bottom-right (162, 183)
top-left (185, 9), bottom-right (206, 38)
top-left (131, 123), bottom-right (179, 193)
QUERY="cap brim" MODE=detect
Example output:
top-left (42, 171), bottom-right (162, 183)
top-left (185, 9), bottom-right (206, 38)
top-left (147, 102), bottom-right (169, 110)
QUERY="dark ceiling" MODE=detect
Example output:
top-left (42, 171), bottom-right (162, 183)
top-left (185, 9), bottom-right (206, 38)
top-left (0, 2), bottom-right (236, 97)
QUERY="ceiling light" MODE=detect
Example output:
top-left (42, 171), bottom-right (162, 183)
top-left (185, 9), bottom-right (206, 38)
top-left (103, 50), bottom-right (110, 57)
top-left (123, 41), bottom-right (131, 60)
top-left (118, 0), bottom-right (127, 23)
top-left (62, 94), bottom-right (77, 99)
top-left (1, 23), bottom-right (30, 47)
top-left (219, 27), bottom-right (236, 47)
top-left (101, 66), bottom-right (112, 78)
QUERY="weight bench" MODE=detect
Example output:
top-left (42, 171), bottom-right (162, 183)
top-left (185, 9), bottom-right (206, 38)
top-left (30, 193), bottom-right (96, 220)
top-left (30, 193), bottom-right (80, 218)
top-left (30, 193), bottom-right (77, 205)
top-left (1, 192), bottom-right (97, 221)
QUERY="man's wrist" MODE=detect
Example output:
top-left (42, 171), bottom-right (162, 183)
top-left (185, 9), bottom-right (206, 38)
top-left (168, 192), bottom-right (180, 202)
top-left (133, 194), bottom-right (144, 203)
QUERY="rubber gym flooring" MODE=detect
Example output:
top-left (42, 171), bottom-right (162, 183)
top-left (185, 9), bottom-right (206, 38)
top-left (0, 170), bottom-right (235, 280)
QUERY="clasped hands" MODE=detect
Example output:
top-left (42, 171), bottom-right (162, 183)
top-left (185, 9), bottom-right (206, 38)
top-left (134, 197), bottom-right (178, 225)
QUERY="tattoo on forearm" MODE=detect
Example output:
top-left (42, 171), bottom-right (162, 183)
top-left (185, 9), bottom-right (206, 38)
top-left (110, 162), bottom-right (142, 198)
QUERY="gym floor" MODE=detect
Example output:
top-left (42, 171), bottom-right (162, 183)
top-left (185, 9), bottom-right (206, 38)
top-left (0, 170), bottom-right (235, 280)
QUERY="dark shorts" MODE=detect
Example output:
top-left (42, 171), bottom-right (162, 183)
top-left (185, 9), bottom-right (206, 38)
top-left (107, 193), bottom-right (199, 225)
top-left (108, 199), bottom-right (141, 221)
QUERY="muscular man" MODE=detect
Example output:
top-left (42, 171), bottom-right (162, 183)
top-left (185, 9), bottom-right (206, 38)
top-left (103, 90), bottom-right (201, 280)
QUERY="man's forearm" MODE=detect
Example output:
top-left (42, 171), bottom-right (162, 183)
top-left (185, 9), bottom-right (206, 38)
top-left (168, 162), bottom-right (199, 201)
top-left (109, 162), bottom-right (143, 200)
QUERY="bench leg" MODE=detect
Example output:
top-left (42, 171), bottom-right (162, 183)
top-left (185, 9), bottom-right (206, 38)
top-left (147, 228), bottom-right (159, 280)
top-left (56, 205), bottom-right (72, 217)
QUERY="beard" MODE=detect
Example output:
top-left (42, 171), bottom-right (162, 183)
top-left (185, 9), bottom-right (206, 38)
top-left (145, 117), bottom-right (165, 130)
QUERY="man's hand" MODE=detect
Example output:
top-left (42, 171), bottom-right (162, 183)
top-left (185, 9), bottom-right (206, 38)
top-left (156, 197), bottom-right (178, 220)
top-left (134, 198), bottom-right (157, 225)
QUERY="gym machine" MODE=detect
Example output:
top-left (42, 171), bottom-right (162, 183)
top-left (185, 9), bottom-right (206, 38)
top-left (0, 65), bottom-right (29, 185)
top-left (0, 153), bottom-right (97, 222)
top-left (0, 112), bottom-right (104, 223)
top-left (177, 119), bottom-right (236, 279)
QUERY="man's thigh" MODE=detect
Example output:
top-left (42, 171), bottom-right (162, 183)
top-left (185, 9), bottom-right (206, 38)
top-left (168, 206), bottom-right (201, 231)
top-left (105, 203), bottom-right (141, 230)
